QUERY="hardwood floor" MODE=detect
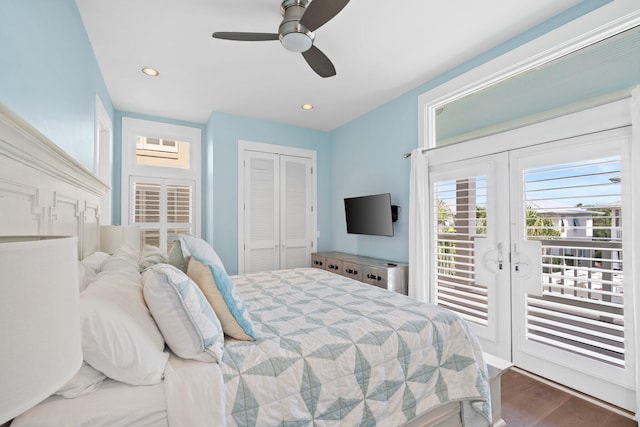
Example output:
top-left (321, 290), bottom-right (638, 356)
top-left (501, 368), bottom-right (637, 427)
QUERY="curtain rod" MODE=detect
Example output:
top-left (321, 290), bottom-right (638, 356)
top-left (403, 149), bottom-right (427, 158)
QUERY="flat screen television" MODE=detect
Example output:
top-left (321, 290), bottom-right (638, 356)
top-left (344, 193), bottom-right (394, 237)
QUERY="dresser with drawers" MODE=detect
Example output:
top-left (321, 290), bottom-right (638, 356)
top-left (311, 252), bottom-right (409, 295)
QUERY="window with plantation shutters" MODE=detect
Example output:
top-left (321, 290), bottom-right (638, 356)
top-left (131, 178), bottom-right (194, 253)
top-left (121, 117), bottom-right (201, 255)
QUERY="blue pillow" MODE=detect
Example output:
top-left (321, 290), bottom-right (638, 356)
top-left (177, 235), bottom-right (227, 273)
top-left (187, 256), bottom-right (255, 341)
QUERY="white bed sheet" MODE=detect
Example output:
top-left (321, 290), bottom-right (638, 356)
top-left (11, 354), bottom-right (226, 427)
top-left (11, 379), bottom-right (167, 427)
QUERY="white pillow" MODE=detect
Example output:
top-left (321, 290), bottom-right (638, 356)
top-left (80, 261), bottom-right (168, 385)
top-left (143, 264), bottom-right (225, 362)
top-left (55, 362), bottom-right (106, 398)
top-left (187, 256), bottom-right (256, 341)
top-left (140, 244), bottom-right (168, 271)
top-left (177, 235), bottom-right (226, 273)
top-left (80, 251), bottom-right (111, 273)
top-left (78, 262), bottom-right (97, 292)
top-left (101, 245), bottom-right (141, 273)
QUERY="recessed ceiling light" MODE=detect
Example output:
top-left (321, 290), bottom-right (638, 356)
top-left (301, 104), bottom-right (314, 111)
top-left (142, 67), bottom-right (159, 77)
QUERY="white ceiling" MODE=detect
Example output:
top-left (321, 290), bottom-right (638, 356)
top-left (76, 0), bottom-right (582, 131)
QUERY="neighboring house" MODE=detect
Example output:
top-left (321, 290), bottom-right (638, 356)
top-left (528, 199), bottom-right (599, 239)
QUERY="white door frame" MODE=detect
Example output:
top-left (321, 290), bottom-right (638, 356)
top-left (237, 140), bottom-right (317, 274)
top-left (423, 98), bottom-right (638, 413)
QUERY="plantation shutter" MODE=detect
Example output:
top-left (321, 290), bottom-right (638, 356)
top-left (522, 156), bottom-right (625, 366)
top-left (433, 176), bottom-right (489, 326)
top-left (131, 177), bottom-right (195, 253)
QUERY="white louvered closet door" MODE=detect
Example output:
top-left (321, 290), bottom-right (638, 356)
top-left (280, 155), bottom-right (313, 269)
top-left (245, 152), bottom-right (280, 273)
top-left (243, 151), bottom-right (314, 273)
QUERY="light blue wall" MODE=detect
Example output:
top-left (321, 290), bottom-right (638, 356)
top-left (206, 112), bottom-right (331, 274)
top-left (0, 0), bottom-right (113, 170)
top-left (327, 0), bottom-right (612, 263)
top-left (329, 96), bottom-right (414, 261)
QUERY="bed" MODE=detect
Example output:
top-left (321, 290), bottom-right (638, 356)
top-left (0, 103), bottom-right (493, 427)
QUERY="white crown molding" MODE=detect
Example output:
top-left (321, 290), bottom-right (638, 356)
top-left (0, 103), bottom-right (109, 198)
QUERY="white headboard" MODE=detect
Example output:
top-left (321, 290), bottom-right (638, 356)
top-left (0, 104), bottom-right (109, 259)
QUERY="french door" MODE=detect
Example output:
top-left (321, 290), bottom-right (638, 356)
top-left (427, 127), bottom-right (636, 411)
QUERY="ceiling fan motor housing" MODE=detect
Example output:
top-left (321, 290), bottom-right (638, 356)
top-left (279, 0), bottom-right (314, 52)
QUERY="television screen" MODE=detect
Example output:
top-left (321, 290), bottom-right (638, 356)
top-left (344, 193), bottom-right (394, 237)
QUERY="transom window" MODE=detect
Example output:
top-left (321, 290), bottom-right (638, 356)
top-left (121, 118), bottom-right (201, 252)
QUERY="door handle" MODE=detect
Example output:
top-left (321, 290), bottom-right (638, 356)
top-left (513, 240), bottom-right (542, 296)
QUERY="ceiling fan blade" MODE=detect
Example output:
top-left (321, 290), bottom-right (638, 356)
top-left (299, 0), bottom-right (350, 32)
top-left (302, 45), bottom-right (336, 78)
top-left (212, 32), bottom-right (279, 41)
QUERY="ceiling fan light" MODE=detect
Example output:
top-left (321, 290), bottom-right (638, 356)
top-left (280, 32), bottom-right (312, 52)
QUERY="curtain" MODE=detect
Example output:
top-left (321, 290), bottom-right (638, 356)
top-left (408, 148), bottom-right (430, 302)
top-left (630, 85), bottom-right (640, 420)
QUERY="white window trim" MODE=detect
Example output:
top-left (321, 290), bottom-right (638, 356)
top-left (418, 2), bottom-right (640, 149)
top-left (121, 117), bottom-right (201, 237)
top-left (94, 95), bottom-right (112, 224)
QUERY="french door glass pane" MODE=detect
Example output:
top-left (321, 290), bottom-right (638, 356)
top-left (523, 156), bottom-right (624, 366)
top-left (433, 176), bottom-right (488, 326)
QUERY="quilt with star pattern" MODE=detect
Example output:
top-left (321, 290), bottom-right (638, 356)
top-left (221, 268), bottom-right (491, 426)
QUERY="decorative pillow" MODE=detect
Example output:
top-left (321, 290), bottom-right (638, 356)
top-left (168, 240), bottom-right (188, 273)
top-left (55, 362), bottom-right (106, 398)
top-left (143, 264), bottom-right (225, 362)
top-left (140, 244), bottom-right (168, 271)
top-left (80, 261), bottom-right (169, 385)
top-left (187, 256), bottom-right (255, 341)
top-left (177, 235), bottom-right (226, 273)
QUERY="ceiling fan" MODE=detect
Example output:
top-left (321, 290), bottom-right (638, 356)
top-left (212, 0), bottom-right (350, 78)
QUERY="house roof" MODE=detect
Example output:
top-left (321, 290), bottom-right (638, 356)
top-left (528, 200), bottom-right (605, 216)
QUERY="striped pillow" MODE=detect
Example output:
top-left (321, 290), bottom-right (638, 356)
top-left (143, 263), bottom-right (225, 362)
